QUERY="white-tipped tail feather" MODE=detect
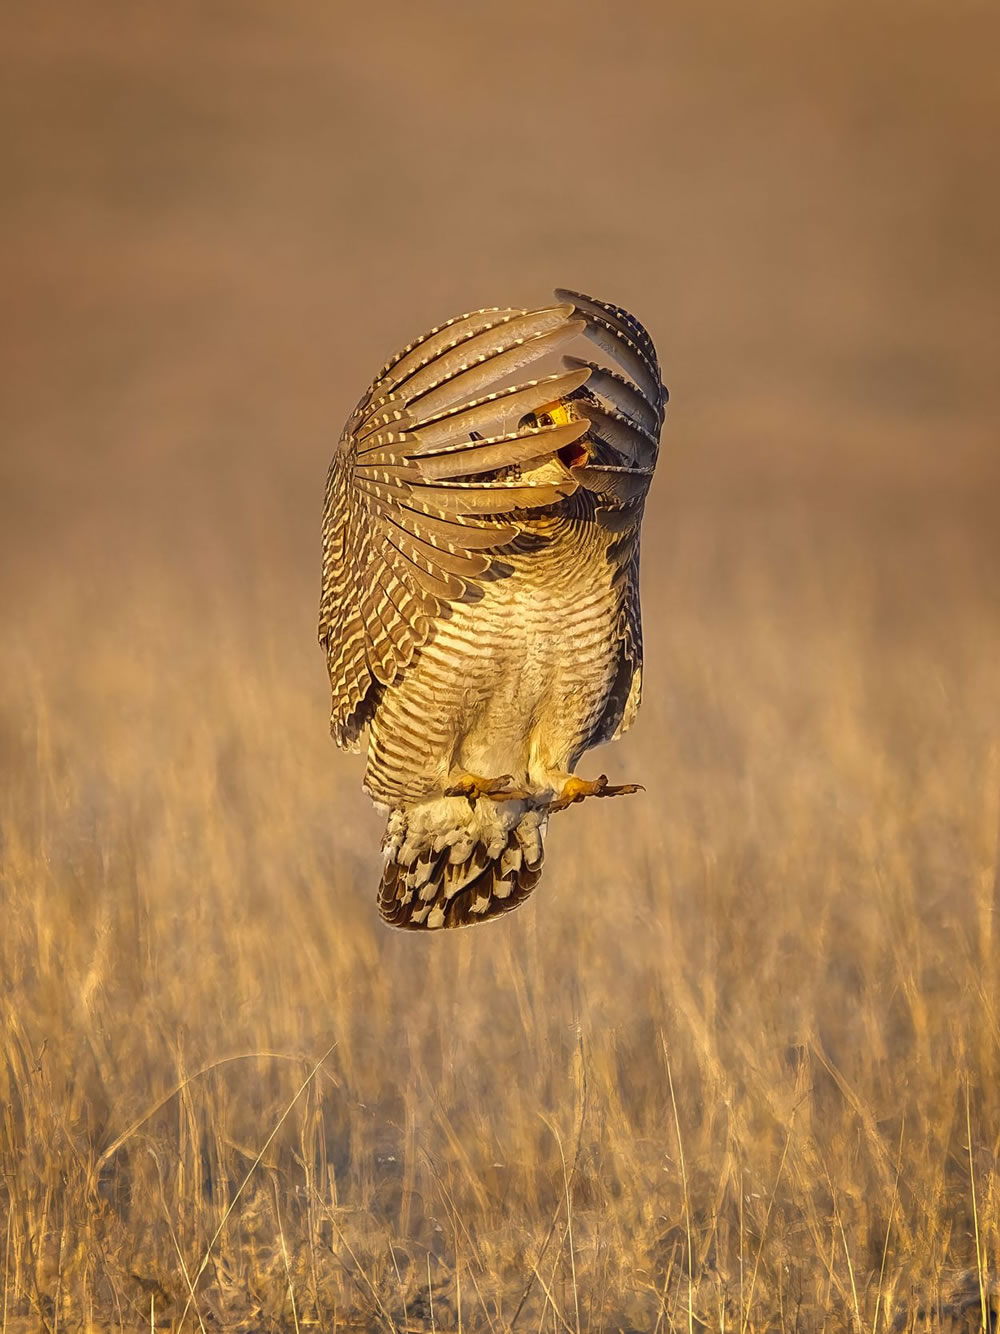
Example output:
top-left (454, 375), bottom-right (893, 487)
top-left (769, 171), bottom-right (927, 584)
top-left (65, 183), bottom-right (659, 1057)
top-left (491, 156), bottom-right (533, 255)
top-left (378, 798), bottom-right (548, 930)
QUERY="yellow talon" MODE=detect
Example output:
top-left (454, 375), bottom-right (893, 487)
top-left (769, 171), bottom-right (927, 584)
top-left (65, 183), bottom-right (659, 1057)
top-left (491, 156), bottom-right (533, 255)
top-left (545, 774), bottom-right (644, 814)
top-left (444, 773), bottom-right (531, 807)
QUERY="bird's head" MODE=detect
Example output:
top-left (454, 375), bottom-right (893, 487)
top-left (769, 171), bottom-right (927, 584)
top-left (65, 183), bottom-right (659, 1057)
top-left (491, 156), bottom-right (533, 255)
top-left (518, 385), bottom-right (599, 469)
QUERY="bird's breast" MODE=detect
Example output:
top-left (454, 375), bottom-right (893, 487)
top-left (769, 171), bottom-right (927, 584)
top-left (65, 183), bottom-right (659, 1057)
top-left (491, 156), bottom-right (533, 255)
top-left (428, 525), bottom-right (621, 779)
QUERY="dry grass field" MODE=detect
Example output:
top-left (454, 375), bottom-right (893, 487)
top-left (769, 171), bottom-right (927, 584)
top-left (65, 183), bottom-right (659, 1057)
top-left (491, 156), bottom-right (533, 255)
top-left (2, 3), bottom-right (1000, 1330)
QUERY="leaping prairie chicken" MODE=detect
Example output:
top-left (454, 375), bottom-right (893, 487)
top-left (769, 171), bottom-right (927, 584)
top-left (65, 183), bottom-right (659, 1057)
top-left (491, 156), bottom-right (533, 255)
top-left (319, 290), bottom-right (667, 929)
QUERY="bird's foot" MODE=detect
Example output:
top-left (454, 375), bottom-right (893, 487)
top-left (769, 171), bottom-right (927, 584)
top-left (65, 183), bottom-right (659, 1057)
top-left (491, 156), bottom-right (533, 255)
top-left (544, 773), bottom-right (644, 813)
top-left (444, 773), bottom-right (531, 808)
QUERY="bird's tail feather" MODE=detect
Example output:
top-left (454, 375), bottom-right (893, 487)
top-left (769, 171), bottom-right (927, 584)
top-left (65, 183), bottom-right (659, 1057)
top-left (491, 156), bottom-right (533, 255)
top-left (378, 798), bottom-right (547, 930)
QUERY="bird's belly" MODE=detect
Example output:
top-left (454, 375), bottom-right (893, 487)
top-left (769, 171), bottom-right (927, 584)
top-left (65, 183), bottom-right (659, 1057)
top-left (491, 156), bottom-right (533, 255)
top-left (423, 564), bottom-right (619, 786)
top-left (364, 534), bottom-right (622, 805)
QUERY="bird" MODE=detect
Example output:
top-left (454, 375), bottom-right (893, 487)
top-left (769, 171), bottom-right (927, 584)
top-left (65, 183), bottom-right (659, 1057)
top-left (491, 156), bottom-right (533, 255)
top-left (319, 289), bottom-right (667, 929)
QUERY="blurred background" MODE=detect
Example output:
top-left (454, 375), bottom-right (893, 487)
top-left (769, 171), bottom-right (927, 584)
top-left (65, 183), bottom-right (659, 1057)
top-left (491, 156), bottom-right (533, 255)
top-left (2, 0), bottom-right (997, 578)
top-left (2, 2), bottom-right (1000, 1328)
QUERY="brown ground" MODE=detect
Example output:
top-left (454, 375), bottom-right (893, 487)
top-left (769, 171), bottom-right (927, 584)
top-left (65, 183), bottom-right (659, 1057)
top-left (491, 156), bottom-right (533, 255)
top-left (2, 2), bottom-right (1000, 1330)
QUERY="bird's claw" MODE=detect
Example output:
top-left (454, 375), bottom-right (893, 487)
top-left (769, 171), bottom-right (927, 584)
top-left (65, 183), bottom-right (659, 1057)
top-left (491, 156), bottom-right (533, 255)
top-left (544, 774), bottom-right (645, 813)
top-left (445, 773), bottom-right (531, 807)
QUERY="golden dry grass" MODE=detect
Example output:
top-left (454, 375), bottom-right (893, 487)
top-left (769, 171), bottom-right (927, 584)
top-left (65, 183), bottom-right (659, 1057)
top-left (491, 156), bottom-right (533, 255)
top-left (2, 3), bottom-right (1000, 1330)
top-left (4, 502), bottom-right (1000, 1333)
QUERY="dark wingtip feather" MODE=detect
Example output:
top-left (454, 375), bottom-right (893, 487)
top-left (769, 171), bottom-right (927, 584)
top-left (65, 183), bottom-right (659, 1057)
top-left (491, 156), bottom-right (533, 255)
top-left (554, 288), bottom-right (665, 420)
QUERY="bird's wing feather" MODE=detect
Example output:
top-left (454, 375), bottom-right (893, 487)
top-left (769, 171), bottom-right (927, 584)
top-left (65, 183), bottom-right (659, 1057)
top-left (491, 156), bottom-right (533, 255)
top-left (556, 289), bottom-right (668, 745)
top-left (320, 303), bottom-right (592, 749)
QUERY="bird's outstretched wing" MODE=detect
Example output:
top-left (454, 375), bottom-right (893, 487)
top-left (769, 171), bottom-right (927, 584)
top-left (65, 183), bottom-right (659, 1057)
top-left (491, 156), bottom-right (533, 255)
top-left (319, 303), bottom-right (593, 749)
top-left (554, 289), bottom-right (668, 744)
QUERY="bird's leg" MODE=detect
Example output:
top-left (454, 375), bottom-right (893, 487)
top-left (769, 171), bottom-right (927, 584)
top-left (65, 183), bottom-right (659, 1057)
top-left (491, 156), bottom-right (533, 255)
top-left (544, 773), bottom-right (644, 814)
top-left (444, 773), bottom-right (531, 808)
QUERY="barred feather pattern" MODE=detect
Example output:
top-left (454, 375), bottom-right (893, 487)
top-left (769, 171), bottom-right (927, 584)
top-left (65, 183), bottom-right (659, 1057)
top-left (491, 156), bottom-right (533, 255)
top-left (319, 289), bottom-right (667, 928)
